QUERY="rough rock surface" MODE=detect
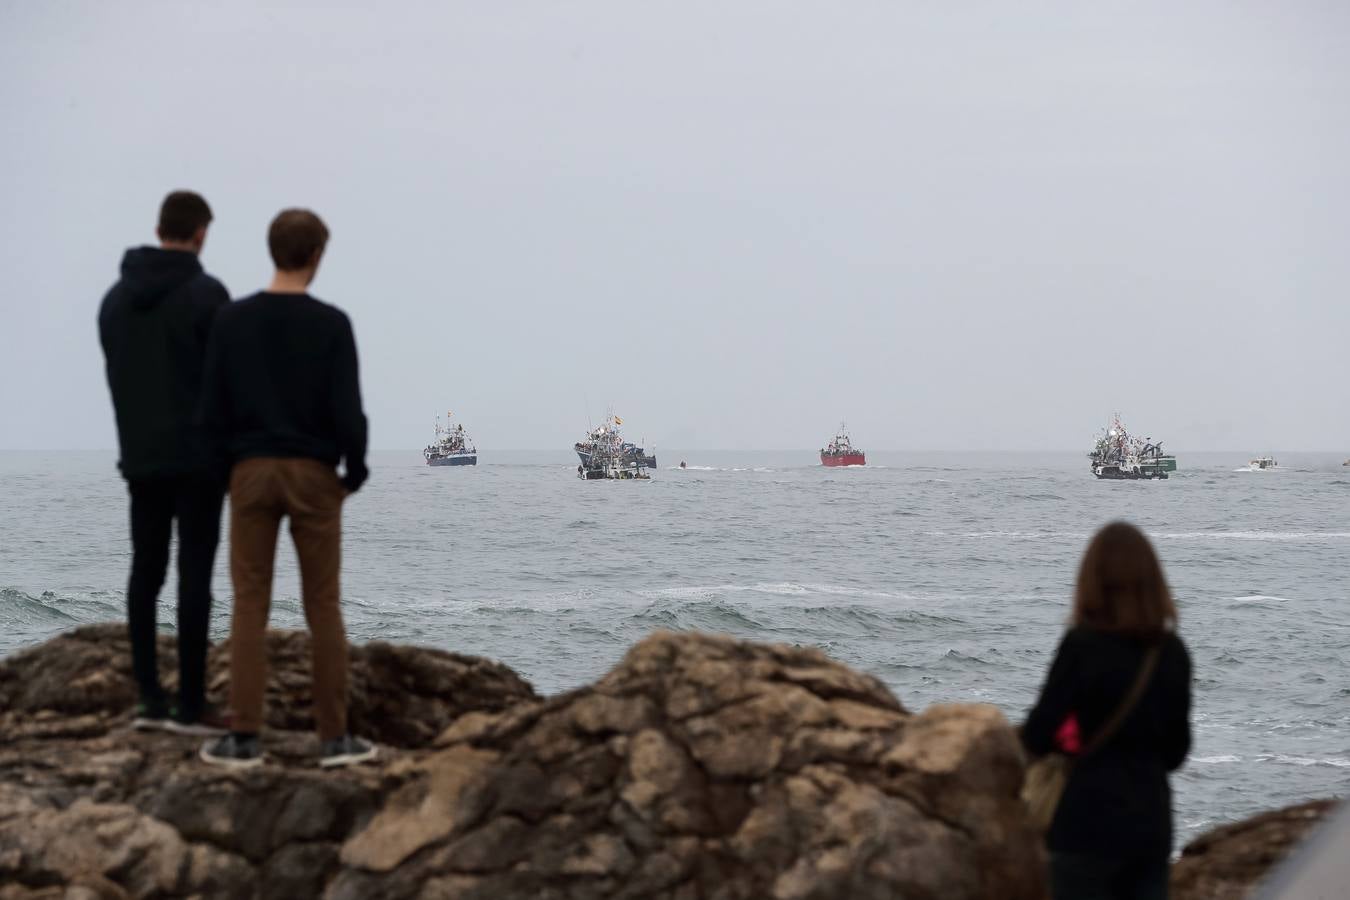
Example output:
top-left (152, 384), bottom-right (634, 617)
top-left (0, 625), bottom-right (1050, 898)
top-left (0, 624), bottom-right (537, 899)
top-left (1171, 799), bottom-right (1338, 900)
top-left (0, 624), bottom-right (536, 749)
top-left (330, 630), bottom-right (1047, 900)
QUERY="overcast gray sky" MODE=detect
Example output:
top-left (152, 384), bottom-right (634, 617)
top-left (2, 2), bottom-right (1347, 452)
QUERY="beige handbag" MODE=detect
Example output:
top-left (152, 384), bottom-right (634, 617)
top-left (1022, 644), bottom-right (1161, 832)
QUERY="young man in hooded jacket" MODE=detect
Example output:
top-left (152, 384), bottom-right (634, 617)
top-left (98, 190), bottom-right (230, 735)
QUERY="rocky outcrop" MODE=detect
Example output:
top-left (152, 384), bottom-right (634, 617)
top-left (1171, 799), bottom-right (1338, 900)
top-left (330, 630), bottom-right (1046, 900)
top-left (0, 624), bottom-right (537, 899)
top-left (0, 624), bottom-right (535, 749)
top-left (0, 625), bottom-right (1047, 898)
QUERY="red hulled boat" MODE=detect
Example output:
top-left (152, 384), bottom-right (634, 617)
top-left (821, 423), bottom-right (866, 467)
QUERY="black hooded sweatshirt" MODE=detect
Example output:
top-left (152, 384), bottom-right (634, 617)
top-left (98, 247), bottom-right (229, 479)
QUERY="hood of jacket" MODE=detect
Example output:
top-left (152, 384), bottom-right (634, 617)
top-left (118, 246), bottom-right (204, 310)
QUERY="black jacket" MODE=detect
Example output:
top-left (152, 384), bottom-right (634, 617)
top-left (98, 247), bottom-right (229, 479)
top-left (1022, 627), bottom-right (1192, 856)
top-left (199, 292), bottom-right (368, 492)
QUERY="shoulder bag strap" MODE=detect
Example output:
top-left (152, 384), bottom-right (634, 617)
top-left (1081, 643), bottom-right (1162, 757)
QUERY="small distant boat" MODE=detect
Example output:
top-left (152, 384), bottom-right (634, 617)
top-left (423, 411), bottom-right (477, 467)
top-left (679, 461), bottom-right (687, 469)
top-left (1248, 456), bottom-right (1277, 470)
top-left (821, 423), bottom-right (865, 467)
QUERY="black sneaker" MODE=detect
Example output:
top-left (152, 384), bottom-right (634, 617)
top-left (319, 734), bottom-right (378, 769)
top-left (199, 732), bottom-right (264, 769)
top-left (165, 703), bottom-right (230, 737)
top-left (131, 697), bottom-right (172, 732)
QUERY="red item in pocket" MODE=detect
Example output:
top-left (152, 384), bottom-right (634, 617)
top-left (1056, 714), bottom-right (1082, 754)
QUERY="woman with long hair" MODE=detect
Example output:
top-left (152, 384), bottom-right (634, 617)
top-left (1023, 522), bottom-right (1192, 899)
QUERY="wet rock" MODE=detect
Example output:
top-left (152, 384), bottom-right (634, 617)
top-left (1171, 799), bottom-right (1338, 900)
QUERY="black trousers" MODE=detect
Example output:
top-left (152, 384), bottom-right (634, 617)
top-left (126, 475), bottom-right (225, 720)
top-left (1050, 851), bottom-right (1170, 900)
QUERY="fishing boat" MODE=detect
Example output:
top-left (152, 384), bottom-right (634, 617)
top-left (574, 414), bottom-right (656, 470)
top-left (577, 459), bottom-right (650, 480)
top-left (1088, 415), bottom-right (1173, 480)
top-left (423, 412), bottom-right (477, 466)
top-left (1248, 456), bottom-right (1277, 470)
top-left (821, 423), bottom-right (865, 467)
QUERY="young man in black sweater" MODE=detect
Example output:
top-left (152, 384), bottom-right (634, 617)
top-left (198, 208), bottom-right (374, 769)
top-left (98, 190), bottom-right (230, 735)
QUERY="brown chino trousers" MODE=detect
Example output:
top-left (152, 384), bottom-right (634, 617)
top-left (228, 457), bottom-right (349, 740)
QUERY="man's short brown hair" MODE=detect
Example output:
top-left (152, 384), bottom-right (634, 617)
top-left (158, 191), bottom-right (213, 241)
top-left (268, 209), bottom-right (330, 271)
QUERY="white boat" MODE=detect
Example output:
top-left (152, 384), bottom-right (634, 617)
top-left (1248, 456), bottom-right (1277, 470)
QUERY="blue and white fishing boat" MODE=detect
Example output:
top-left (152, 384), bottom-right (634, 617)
top-left (424, 412), bottom-right (477, 467)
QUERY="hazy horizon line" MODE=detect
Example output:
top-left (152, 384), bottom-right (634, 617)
top-left (4, 447), bottom-right (1347, 456)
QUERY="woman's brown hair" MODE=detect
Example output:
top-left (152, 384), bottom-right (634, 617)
top-left (1073, 521), bottom-right (1177, 637)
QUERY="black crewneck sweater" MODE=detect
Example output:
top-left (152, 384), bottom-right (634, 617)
top-left (199, 291), bottom-right (368, 491)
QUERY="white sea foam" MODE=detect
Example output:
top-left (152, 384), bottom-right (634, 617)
top-left (1157, 531), bottom-right (1350, 541)
top-left (1193, 755), bottom-right (1242, 764)
top-left (1255, 754), bottom-right (1350, 768)
top-left (921, 530), bottom-right (1088, 539)
top-left (637, 582), bottom-right (913, 602)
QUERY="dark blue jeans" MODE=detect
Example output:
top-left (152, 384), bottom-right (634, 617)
top-left (127, 475), bottom-right (224, 720)
top-left (1051, 851), bottom-right (1170, 900)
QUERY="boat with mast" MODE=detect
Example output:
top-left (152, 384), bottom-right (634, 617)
top-left (821, 423), bottom-right (866, 467)
top-left (1088, 414), bottom-right (1174, 479)
top-left (574, 414), bottom-right (656, 471)
top-left (423, 412), bottom-right (477, 466)
top-left (574, 413), bottom-right (654, 480)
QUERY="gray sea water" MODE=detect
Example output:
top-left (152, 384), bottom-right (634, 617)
top-left (2, 449), bottom-right (1348, 843)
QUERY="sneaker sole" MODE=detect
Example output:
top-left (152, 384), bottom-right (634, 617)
top-left (319, 746), bottom-right (379, 769)
top-left (131, 717), bottom-right (173, 732)
top-left (165, 720), bottom-right (228, 738)
top-left (198, 745), bottom-right (265, 769)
